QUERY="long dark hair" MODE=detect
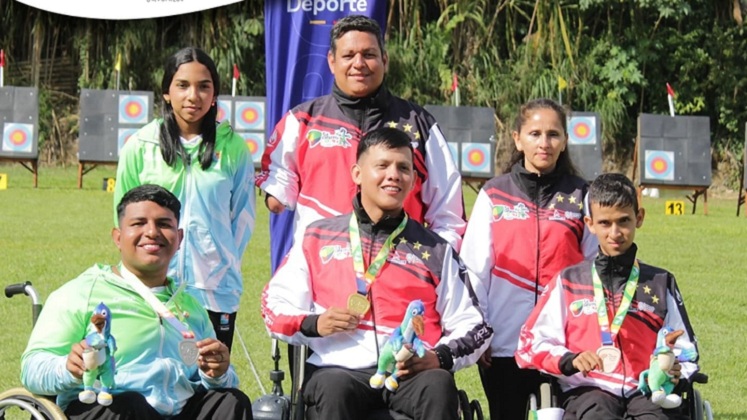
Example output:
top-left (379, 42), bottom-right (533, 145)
top-left (160, 47), bottom-right (219, 170)
top-left (503, 98), bottom-right (579, 176)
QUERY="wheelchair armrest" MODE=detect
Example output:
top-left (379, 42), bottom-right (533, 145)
top-left (690, 372), bottom-right (708, 384)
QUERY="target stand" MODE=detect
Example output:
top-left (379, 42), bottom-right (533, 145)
top-left (0, 87), bottom-right (40, 187)
top-left (633, 114), bottom-right (711, 215)
top-left (216, 95), bottom-right (266, 170)
top-left (77, 89), bottom-right (153, 188)
top-left (424, 105), bottom-right (497, 193)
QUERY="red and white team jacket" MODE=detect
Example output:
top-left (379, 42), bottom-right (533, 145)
top-left (515, 246), bottom-right (699, 397)
top-left (460, 164), bottom-right (597, 357)
top-left (255, 85), bottom-right (466, 251)
top-left (261, 201), bottom-right (492, 371)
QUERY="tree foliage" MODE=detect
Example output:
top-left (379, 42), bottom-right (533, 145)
top-left (1, 0), bottom-right (745, 184)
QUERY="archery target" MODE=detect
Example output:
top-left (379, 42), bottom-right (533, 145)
top-left (461, 143), bottom-right (491, 174)
top-left (217, 99), bottom-right (232, 123)
top-left (118, 95), bottom-right (149, 124)
top-left (447, 142), bottom-right (459, 168)
top-left (234, 101), bottom-right (265, 130)
top-left (118, 128), bottom-right (137, 155)
top-left (568, 116), bottom-right (597, 145)
top-left (644, 150), bottom-right (675, 181)
top-left (2, 123), bottom-right (34, 153)
top-left (240, 132), bottom-right (265, 166)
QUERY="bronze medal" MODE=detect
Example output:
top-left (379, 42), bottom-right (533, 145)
top-left (597, 345), bottom-right (621, 373)
top-left (347, 293), bottom-right (370, 316)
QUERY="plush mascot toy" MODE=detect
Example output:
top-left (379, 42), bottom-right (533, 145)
top-left (638, 325), bottom-right (698, 409)
top-left (78, 302), bottom-right (117, 406)
top-left (369, 300), bottom-right (426, 392)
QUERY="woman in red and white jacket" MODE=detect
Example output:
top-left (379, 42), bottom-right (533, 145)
top-left (460, 98), bottom-right (597, 420)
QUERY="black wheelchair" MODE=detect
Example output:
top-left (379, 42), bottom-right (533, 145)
top-left (287, 344), bottom-right (484, 420)
top-left (526, 373), bottom-right (713, 420)
top-left (0, 282), bottom-right (67, 420)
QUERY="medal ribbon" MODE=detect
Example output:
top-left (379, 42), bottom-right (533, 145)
top-left (349, 213), bottom-right (408, 296)
top-left (591, 260), bottom-right (639, 346)
top-left (118, 264), bottom-right (196, 340)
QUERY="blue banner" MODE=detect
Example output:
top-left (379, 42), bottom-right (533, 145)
top-left (264, 1), bottom-right (387, 272)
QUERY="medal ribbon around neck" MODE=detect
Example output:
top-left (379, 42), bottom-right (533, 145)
top-left (591, 260), bottom-right (640, 346)
top-left (349, 212), bottom-right (408, 298)
top-left (118, 263), bottom-right (196, 340)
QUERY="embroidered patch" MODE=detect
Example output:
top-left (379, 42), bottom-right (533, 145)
top-left (569, 298), bottom-right (597, 317)
top-left (492, 203), bottom-right (529, 221)
top-left (319, 245), bottom-right (351, 264)
top-left (307, 127), bottom-right (353, 149)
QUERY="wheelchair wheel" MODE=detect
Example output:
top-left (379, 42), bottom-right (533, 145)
top-left (457, 390), bottom-right (472, 420)
top-left (0, 387), bottom-right (66, 420)
top-left (469, 399), bottom-right (484, 420)
top-left (703, 400), bottom-right (713, 420)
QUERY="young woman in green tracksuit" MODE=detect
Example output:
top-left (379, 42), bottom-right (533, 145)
top-left (113, 47), bottom-right (255, 351)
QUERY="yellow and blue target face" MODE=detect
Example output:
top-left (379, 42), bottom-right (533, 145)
top-left (118, 95), bottom-right (149, 124)
top-left (2, 123), bottom-right (34, 153)
top-left (217, 99), bottom-right (232, 123)
top-left (568, 116), bottom-right (597, 145)
top-left (240, 132), bottom-right (265, 164)
top-left (118, 128), bottom-right (137, 155)
top-left (461, 143), bottom-right (491, 174)
top-left (644, 150), bottom-right (674, 181)
top-left (234, 101), bottom-right (265, 131)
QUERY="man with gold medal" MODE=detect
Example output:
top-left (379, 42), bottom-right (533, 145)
top-left (261, 128), bottom-right (493, 420)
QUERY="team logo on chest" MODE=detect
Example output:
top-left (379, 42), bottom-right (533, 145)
top-left (319, 245), bottom-right (351, 264)
top-left (569, 298), bottom-right (598, 317)
top-left (492, 203), bottom-right (529, 221)
top-left (307, 127), bottom-right (353, 149)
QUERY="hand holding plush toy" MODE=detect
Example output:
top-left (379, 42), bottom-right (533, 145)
top-left (638, 325), bottom-right (698, 409)
top-left (369, 300), bottom-right (426, 392)
top-left (78, 302), bottom-right (117, 406)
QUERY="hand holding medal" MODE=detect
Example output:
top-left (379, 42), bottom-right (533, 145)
top-left (317, 307), bottom-right (360, 337)
top-left (197, 338), bottom-right (230, 378)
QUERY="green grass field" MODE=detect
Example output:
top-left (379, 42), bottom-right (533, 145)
top-left (0, 163), bottom-right (745, 419)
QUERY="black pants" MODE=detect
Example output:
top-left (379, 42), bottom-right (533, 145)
top-left (65, 388), bottom-right (252, 419)
top-left (479, 356), bottom-right (543, 420)
top-left (208, 310), bottom-right (237, 352)
top-left (303, 366), bottom-right (459, 420)
top-left (562, 387), bottom-right (688, 420)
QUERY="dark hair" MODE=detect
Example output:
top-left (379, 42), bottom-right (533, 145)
top-left (357, 127), bottom-right (413, 161)
top-left (117, 184), bottom-right (181, 224)
top-left (503, 98), bottom-right (579, 176)
top-left (160, 47), bottom-right (219, 171)
top-left (329, 15), bottom-right (385, 56)
top-left (588, 173), bottom-right (639, 216)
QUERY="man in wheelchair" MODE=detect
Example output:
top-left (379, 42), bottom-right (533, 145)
top-left (20, 185), bottom-right (252, 419)
top-left (515, 173), bottom-right (699, 419)
top-left (261, 128), bottom-right (493, 420)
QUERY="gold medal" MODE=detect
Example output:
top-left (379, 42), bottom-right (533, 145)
top-left (347, 293), bottom-right (370, 316)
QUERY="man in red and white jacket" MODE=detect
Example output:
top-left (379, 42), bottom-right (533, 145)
top-left (262, 128), bottom-right (491, 420)
top-left (515, 173), bottom-right (698, 419)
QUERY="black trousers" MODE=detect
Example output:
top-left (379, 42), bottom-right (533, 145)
top-left (562, 387), bottom-right (688, 420)
top-left (303, 366), bottom-right (459, 420)
top-left (65, 388), bottom-right (252, 419)
top-left (208, 310), bottom-right (237, 352)
top-left (479, 356), bottom-right (543, 420)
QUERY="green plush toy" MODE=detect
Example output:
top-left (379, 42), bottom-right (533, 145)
top-left (638, 326), bottom-right (698, 409)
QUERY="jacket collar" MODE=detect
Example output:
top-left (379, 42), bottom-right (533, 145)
top-left (332, 83), bottom-right (391, 128)
top-left (352, 193), bottom-right (406, 234)
top-left (510, 162), bottom-right (563, 199)
top-left (594, 243), bottom-right (638, 291)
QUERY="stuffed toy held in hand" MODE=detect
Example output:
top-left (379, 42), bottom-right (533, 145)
top-left (369, 299), bottom-right (426, 392)
top-left (78, 302), bottom-right (117, 406)
top-left (638, 325), bottom-right (698, 409)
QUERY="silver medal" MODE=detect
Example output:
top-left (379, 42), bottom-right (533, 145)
top-left (179, 339), bottom-right (199, 365)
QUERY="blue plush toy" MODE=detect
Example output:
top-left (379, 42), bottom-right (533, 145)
top-left (369, 300), bottom-right (426, 392)
top-left (638, 325), bottom-right (698, 409)
top-left (78, 302), bottom-right (117, 406)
